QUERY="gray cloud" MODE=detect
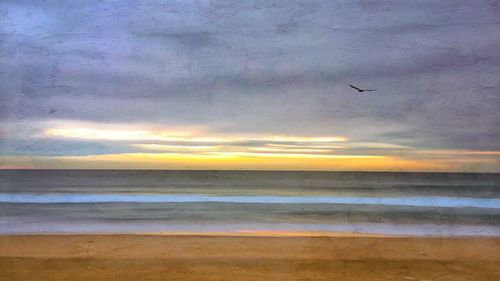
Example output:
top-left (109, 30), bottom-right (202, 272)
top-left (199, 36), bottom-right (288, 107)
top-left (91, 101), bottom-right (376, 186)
top-left (1, 0), bottom-right (499, 156)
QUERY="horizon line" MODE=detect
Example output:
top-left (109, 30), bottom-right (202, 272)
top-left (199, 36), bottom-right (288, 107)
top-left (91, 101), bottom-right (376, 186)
top-left (0, 168), bottom-right (499, 174)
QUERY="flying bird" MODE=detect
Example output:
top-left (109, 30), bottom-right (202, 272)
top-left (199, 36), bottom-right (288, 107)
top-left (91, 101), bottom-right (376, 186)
top-left (349, 84), bottom-right (377, 93)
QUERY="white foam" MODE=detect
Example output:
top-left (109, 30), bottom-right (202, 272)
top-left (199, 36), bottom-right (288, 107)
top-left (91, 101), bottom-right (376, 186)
top-left (0, 193), bottom-right (499, 209)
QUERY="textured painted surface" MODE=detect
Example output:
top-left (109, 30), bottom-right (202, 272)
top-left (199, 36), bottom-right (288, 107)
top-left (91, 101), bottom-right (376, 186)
top-left (1, 1), bottom-right (500, 280)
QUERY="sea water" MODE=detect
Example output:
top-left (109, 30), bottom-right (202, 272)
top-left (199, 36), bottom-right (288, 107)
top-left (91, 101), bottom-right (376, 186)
top-left (1, 170), bottom-right (499, 236)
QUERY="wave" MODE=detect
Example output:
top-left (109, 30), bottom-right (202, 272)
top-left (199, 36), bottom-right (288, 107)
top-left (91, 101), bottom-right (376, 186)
top-left (1, 193), bottom-right (499, 209)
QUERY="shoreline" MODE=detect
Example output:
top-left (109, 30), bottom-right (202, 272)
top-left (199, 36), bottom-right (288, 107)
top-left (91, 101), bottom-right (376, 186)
top-left (0, 231), bottom-right (391, 238)
top-left (3, 221), bottom-right (499, 237)
top-left (2, 230), bottom-right (500, 238)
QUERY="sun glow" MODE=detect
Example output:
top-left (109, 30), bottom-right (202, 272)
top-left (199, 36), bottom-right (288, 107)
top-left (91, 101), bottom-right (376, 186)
top-left (44, 128), bottom-right (241, 143)
top-left (42, 124), bottom-right (348, 145)
top-left (36, 152), bottom-right (443, 171)
top-left (0, 120), bottom-right (493, 172)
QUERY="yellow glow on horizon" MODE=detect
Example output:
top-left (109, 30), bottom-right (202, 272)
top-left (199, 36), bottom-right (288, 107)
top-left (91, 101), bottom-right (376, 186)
top-left (40, 152), bottom-right (446, 171)
top-left (8, 121), bottom-right (497, 172)
top-left (2, 153), bottom-right (498, 172)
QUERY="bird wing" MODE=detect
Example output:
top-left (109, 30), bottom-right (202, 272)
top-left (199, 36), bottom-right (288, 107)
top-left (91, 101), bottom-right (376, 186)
top-left (364, 89), bottom-right (377, 91)
top-left (349, 84), bottom-right (361, 91)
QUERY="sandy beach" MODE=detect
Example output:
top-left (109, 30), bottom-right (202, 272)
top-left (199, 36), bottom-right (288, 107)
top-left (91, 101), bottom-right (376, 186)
top-left (1, 234), bottom-right (499, 281)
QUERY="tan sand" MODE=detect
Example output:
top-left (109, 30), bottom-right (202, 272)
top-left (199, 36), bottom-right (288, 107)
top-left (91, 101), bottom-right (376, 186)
top-left (1, 234), bottom-right (499, 280)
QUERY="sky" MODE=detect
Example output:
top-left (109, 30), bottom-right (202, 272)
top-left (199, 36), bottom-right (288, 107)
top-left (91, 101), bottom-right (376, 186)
top-left (0, 0), bottom-right (499, 172)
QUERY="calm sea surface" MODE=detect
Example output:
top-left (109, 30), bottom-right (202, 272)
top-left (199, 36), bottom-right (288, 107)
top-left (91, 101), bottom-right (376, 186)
top-left (1, 170), bottom-right (499, 236)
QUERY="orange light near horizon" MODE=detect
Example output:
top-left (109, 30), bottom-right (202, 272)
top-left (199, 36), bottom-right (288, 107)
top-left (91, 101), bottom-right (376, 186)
top-left (2, 153), bottom-right (495, 172)
top-left (40, 152), bottom-right (448, 171)
top-left (20, 121), bottom-right (498, 172)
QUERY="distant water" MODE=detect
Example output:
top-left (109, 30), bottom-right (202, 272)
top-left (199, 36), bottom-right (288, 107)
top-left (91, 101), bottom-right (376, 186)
top-left (1, 170), bottom-right (499, 236)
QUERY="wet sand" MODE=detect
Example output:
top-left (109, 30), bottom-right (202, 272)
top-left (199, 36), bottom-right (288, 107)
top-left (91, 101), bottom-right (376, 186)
top-left (1, 234), bottom-right (499, 280)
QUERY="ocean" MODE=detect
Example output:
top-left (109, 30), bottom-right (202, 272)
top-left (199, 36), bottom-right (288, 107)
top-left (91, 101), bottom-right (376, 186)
top-left (1, 170), bottom-right (499, 236)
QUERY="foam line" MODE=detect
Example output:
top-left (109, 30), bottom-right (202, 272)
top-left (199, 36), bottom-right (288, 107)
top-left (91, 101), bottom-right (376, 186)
top-left (0, 193), bottom-right (499, 209)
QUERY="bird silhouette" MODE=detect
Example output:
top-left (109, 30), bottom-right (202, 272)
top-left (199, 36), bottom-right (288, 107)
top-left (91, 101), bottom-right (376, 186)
top-left (349, 84), bottom-right (377, 92)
